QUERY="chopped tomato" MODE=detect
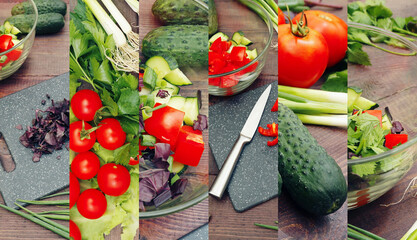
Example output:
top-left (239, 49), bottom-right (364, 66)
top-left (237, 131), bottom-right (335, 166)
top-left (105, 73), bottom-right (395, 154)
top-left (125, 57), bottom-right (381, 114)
top-left (0, 35), bottom-right (13, 52)
top-left (6, 49), bottom-right (22, 61)
top-left (230, 46), bottom-right (246, 62)
top-left (173, 126), bottom-right (204, 167)
top-left (385, 134), bottom-right (408, 149)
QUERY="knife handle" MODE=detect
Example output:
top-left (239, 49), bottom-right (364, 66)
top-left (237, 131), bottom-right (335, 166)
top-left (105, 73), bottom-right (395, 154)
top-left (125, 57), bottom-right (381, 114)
top-left (209, 134), bottom-right (251, 199)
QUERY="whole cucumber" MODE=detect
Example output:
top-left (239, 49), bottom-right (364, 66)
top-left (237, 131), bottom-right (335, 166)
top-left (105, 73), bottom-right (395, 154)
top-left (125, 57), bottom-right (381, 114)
top-left (7, 13), bottom-right (65, 35)
top-left (142, 25), bottom-right (208, 68)
top-left (12, 0), bottom-right (67, 16)
top-left (152, 0), bottom-right (218, 35)
top-left (278, 102), bottom-right (347, 215)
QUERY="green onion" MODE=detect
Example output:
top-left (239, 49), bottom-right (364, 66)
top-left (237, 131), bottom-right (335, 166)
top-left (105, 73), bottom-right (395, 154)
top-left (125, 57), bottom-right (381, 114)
top-left (0, 203), bottom-right (69, 239)
top-left (17, 199), bottom-right (69, 206)
top-left (239, 0), bottom-right (278, 33)
top-left (40, 191), bottom-right (69, 199)
top-left (39, 210), bottom-right (70, 215)
top-left (296, 113), bottom-right (347, 128)
top-left (41, 214), bottom-right (70, 221)
top-left (279, 98), bottom-right (347, 114)
top-left (279, 85), bottom-right (348, 105)
top-left (254, 223), bottom-right (278, 230)
top-left (348, 224), bottom-right (386, 240)
top-left (401, 220), bottom-right (417, 240)
top-left (125, 0), bottom-right (138, 14)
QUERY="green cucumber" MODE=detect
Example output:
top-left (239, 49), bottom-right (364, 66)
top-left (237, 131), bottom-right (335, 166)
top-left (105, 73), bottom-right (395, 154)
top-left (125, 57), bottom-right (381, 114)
top-left (278, 102), bottom-right (347, 215)
top-left (210, 32), bottom-right (229, 43)
top-left (247, 49), bottom-right (258, 60)
top-left (171, 160), bottom-right (188, 175)
top-left (167, 96), bottom-right (186, 111)
top-left (146, 56), bottom-right (172, 79)
top-left (353, 96), bottom-right (379, 110)
top-left (381, 114), bottom-right (392, 130)
top-left (165, 68), bottom-right (192, 86)
top-left (151, 0), bottom-right (218, 35)
top-left (156, 79), bottom-right (180, 95)
top-left (157, 53), bottom-right (179, 70)
top-left (12, 0), bottom-right (67, 16)
top-left (347, 86), bottom-right (363, 112)
top-left (141, 135), bottom-right (156, 147)
top-left (143, 66), bottom-right (158, 90)
top-left (142, 25), bottom-right (209, 68)
top-left (7, 13), bottom-right (64, 34)
top-left (183, 97), bottom-right (199, 126)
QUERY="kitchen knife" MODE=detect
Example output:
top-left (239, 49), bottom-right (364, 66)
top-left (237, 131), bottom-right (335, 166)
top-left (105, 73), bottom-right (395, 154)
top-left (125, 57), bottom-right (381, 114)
top-left (209, 84), bottom-right (272, 199)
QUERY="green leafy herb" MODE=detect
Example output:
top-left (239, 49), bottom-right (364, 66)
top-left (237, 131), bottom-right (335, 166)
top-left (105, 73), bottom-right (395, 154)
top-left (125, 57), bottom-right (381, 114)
top-left (321, 70), bottom-right (348, 93)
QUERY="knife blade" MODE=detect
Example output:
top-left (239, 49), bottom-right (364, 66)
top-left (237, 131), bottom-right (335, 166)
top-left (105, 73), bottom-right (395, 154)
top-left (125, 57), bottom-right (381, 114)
top-left (209, 84), bottom-right (272, 199)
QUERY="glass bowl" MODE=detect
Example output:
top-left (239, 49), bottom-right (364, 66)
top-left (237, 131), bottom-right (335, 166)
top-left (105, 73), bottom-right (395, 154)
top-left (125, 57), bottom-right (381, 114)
top-left (208, 0), bottom-right (273, 96)
top-left (348, 22), bottom-right (417, 210)
top-left (0, 0), bottom-right (37, 81)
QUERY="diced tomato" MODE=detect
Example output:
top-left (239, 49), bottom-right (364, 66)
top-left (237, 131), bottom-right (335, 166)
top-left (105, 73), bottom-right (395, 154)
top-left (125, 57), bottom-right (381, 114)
top-left (220, 64), bottom-right (239, 88)
top-left (385, 134), bottom-right (408, 149)
top-left (209, 77), bottom-right (221, 86)
top-left (172, 126), bottom-right (204, 167)
top-left (0, 35), bottom-right (13, 52)
top-left (363, 110), bottom-right (382, 127)
top-left (144, 103), bottom-right (185, 148)
top-left (6, 49), bottom-right (22, 61)
top-left (220, 41), bottom-right (232, 52)
top-left (230, 46), bottom-right (247, 62)
top-left (210, 37), bottom-right (223, 53)
top-left (209, 51), bottom-right (226, 74)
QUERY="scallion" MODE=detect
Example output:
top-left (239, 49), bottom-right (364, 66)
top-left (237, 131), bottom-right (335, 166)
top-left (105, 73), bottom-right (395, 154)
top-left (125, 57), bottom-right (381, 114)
top-left (17, 199), bottom-right (69, 206)
top-left (125, 0), bottom-right (138, 14)
top-left (296, 113), bottom-right (347, 128)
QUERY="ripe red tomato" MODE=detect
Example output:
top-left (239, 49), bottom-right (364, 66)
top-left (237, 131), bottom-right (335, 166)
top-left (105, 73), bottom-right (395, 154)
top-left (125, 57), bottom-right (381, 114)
top-left (293, 11), bottom-right (347, 67)
top-left (97, 163), bottom-right (131, 196)
top-left (69, 220), bottom-right (82, 240)
top-left (278, 8), bottom-right (286, 25)
top-left (96, 118), bottom-right (126, 150)
top-left (77, 189), bottom-right (107, 219)
top-left (70, 121), bottom-right (96, 153)
top-left (278, 24), bottom-right (329, 88)
top-left (69, 172), bottom-right (80, 209)
top-left (71, 89), bottom-right (102, 121)
top-left (71, 151), bottom-right (101, 180)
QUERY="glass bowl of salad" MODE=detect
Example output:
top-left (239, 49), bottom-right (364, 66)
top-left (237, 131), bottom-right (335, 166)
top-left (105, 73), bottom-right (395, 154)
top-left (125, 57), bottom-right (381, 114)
top-left (208, 0), bottom-right (273, 96)
top-left (0, 0), bottom-right (37, 81)
top-left (347, 22), bottom-right (417, 210)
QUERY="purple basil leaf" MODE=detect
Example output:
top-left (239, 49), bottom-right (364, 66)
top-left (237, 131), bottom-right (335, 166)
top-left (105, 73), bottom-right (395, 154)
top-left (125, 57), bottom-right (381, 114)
top-left (193, 114), bottom-right (208, 131)
top-left (153, 188), bottom-right (172, 208)
top-left (391, 121), bottom-right (404, 134)
top-left (171, 178), bottom-right (188, 198)
top-left (154, 143), bottom-right (171, 161)
top-left (156, 90), bottom-right (170, 99)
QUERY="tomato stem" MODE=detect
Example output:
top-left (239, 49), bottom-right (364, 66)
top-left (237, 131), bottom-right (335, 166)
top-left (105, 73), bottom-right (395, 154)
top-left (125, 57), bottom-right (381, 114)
top-left (80, 120), bottom-right (100, 141)
top-left (284, 6), bottom-right (309, 38)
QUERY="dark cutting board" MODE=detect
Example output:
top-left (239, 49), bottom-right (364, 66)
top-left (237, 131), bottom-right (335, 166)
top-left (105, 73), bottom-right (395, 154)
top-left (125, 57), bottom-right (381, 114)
top-left (0, 73), bottom-right (69, 207)
top-left (209, 82), bottom-right (278, 212)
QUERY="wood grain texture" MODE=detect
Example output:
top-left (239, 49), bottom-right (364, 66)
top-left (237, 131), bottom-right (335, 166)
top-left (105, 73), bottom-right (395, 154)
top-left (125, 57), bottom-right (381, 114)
top-left (348, 0), bottom-right (417, 238)
top-left (139, 1), bottom-right (209, 239)
top-left (277, 1), bottom-right (348, 239)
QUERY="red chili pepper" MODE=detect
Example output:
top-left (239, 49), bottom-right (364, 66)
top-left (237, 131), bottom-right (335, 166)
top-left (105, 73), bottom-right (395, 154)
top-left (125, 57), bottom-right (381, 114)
top-left (267, 137), bottom-right (278, 146)
top-left (0, 35), bottom-right (13, 52)
top-left (258, 123), bottom-right (278, 137)
top-left (271, 99), bottom-right (278, 112)
top-left (385, 134), bottom-right (408, 149)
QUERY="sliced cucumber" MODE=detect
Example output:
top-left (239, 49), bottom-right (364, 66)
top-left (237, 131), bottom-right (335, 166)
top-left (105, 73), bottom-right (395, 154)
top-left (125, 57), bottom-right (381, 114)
top-left (167, 96), bottom-right (186, 111)
top-left (143, 67), bottom-right (157, 90)
top-left (141, 135), bottom-right (156, 147)
top-left (157, 53), bottom-right (178, 70)
top-left (247, 49), bottom-right (258, 60)
top-left (156, 79), bottom-right (180, 95)
top-left (11, 39), bottom-right (23, 49)
top-left (183, 97), bottom-right (199, 126)
top-left (139, 86), bottom-right (152, 96)
top-left (164, 68), bottom-right (192, 86)
top-left (3, 21), bottom-right (13, 34)
top-left (11, 26), bottom-right (21, 35)
top-left (146, 56), bottom-right (171, 79)
top-left (382, 114), bottom-right (393, 130)
top-left (348, 87), bottom-right (363, 112)
top-left (240, 36), bottom-right (253, 46)
top-left (232, 31), bottom-right (244, 45)
top-left (151, 88), bottom-right (176, 105)
top-left (353, 96), bottom-right (379, 110)
top-left (209, 32), bottom-right (229, 43)
top-left (171, 160), bottom-right (188, 175)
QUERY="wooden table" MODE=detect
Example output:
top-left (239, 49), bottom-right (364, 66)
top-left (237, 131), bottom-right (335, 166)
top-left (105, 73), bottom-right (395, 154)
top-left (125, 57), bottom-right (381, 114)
top-left (139, 1), bottom-right (209, 239)
top-left (348, 0), bottom-right (417, 238)
top-left (0, 1), bottom-right (70, 238)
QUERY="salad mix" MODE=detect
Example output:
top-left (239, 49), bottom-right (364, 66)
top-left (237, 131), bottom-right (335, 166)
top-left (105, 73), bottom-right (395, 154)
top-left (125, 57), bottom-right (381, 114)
top-left (0, 21), bottom-right (23, 71)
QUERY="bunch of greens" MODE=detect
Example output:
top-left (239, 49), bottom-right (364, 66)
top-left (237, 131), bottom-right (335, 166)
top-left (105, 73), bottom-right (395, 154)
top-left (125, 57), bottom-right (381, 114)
top-left (70, 0), bottom-right (139, 238)
top-left (348, 0), bottom-right (417, 66)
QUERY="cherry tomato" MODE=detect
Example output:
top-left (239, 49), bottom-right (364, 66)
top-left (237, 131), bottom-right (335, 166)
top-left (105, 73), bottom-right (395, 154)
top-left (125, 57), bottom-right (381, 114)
top-left (97, 163), bottom-right (131, 196)
top-left (278, 8), bottom-right (286, 25)
top-left (293, 10), bottom-right (347, 67)
top-left (69, 172), bottom-right (80, 209)
top-left (71, 89), bottom-right (103, 121)
top-left (278, 24), bottom-right (329, 88)
top-left (70, 121), bottom-right (96, 153)
top-left (69, 220), bottom-right (82, 240)
top-left (71, 151), bottom-right (101, 180)
top-left (96, 118), bottom-right (126, 150)
top-left (77, 189), bottom-right (107, 219)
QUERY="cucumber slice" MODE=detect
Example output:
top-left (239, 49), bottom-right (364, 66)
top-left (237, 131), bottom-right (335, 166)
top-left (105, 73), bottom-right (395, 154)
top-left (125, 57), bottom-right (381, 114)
top-left (11, 26), bottom-right (21, 35)
top-left (171, 160), bottom-right (188, 175)
top-left (164, 68), bottom-right (192, 86)
top-left (157, 53), bottom-right (178, 70)
top-left (232, 31), bottom-right (244, 45)
top-left (348, 87), bottom-right (363, 112)
top-left (353, 96), bottom-right (379, 110)
top-left (146, 56), bottom-right (172, 79)
top-left (183, 97), bottom-right (199, 126)
top-left (167, 96), bottom-right (186, 111)
top-left (139, 86), bottom-right (152, 96)
top-left (209, 32), bottom-right (229, 43)
top-left (143, 67), bottom-right (157, 90)
top-left (11, 39), bottom-right (23, 49)
top-left (240, 36), bottom-right (253, 46)
top-left (3, 21), bottom-right (12, 34)
top-left (247, 49), bottom-right (258, 60)
top-left (151, 88), bottom-right (176, 105)
top-left (382, 114), bottom-right (392, 130)
top-left (141, 135), bottom-right (156, 146)
top-left (156, 79), bottom-right (180, 95)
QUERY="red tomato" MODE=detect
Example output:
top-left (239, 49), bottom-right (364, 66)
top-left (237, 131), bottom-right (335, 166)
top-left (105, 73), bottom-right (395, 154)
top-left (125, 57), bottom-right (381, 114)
top-left (69, 172), bottom-right (80, 209)
top-left (0, 35), bottom-right (13, 52)
top-left (230, 46), bottom-right (247, 62)
top-left (96, 118), bottom-right (126, 150)
top-left (77, 189), bottom-right (107, 219)
top-left (293, 11), bottom-right (347, 67)
top-left (70, 121), bottom-right (96, 153)
top-left (385, 134), bottom-right (408, 149)
top-left (278, 8), bottom-right (286, 25)
top-left (173, 126), bottom-right (204, 167)
top-left (6, 49), bottom-right (22, 61)
top-left (71, 151), bottom-right (101, 180)
top-left (278, 24), bottom-right (329, 88)
top-left (97, 163), bottom-right (131, 196)
top-left (71, 89), bottom-right (103, 121)
top-left (69, 220), bottom-right (82, 240)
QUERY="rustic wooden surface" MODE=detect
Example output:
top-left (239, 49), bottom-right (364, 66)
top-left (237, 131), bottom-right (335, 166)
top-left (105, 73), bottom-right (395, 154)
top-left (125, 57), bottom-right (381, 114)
top-left (0, 0), bottom-right (70, 239)
top-left (208, 0), bottom-right (278, 239)
top-left (138, 1), bottom-right (209, 239)
top-left (276, 1), bottom-right (349, 239)
top-left (348, 0), bottom-right (417, 238)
